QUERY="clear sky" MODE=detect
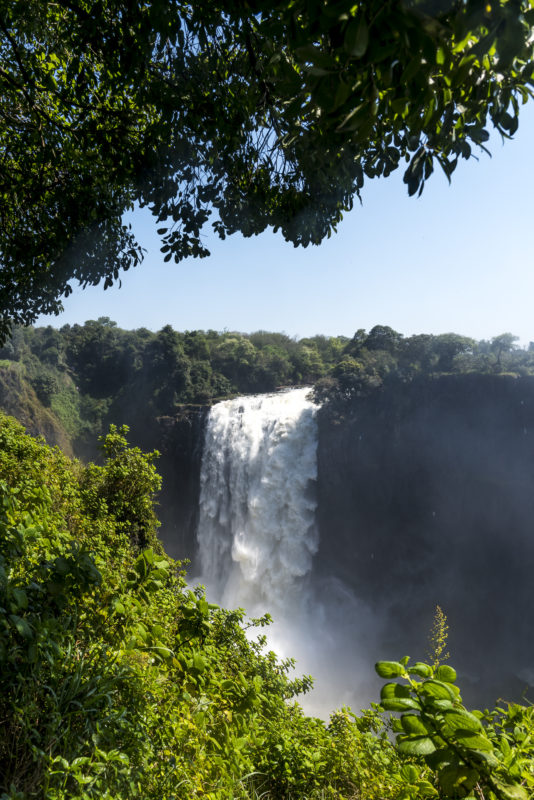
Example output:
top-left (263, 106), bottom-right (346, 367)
top-left (38, 101), bottom-right (534, 344)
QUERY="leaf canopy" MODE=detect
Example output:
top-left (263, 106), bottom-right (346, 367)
top-left (0, 0), bottom-right (533, 335)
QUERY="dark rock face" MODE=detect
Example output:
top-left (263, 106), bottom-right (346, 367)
top-left (315, 374), bottom-right (534, 706)
top-left (153, 407), bottom-right (207, 563)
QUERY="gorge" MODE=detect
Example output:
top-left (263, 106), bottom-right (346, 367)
top-left (1, 323), bottom-right (534, 714)
top-left (160, 375), bottom-right (534, 714)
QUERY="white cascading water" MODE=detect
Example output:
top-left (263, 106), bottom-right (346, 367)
top-left (196, 387), bottom-right (381, 716)
top-left (197, 387), bottom-right (318, 617)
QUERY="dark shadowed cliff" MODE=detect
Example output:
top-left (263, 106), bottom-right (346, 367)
top-left (315, 374), bottom-right (534, 705)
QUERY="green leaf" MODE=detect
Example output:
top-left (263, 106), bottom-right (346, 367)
top-left (408, 662), bottom-right (433, 678)
top-left (153, 646), bottom-right (173, 661)
top-left (493, 783), bottom-right (529, 800)
top-left (382, 697), bottom-right (422, 712)
top-left (336, 102), bottom-right (369, 132)
top-left (381, 682), bottom-right (412, 701)
top-left (197, 599), bottom-right (209, 618)
top-left (439, 765), bottom-right (479, 796)
top-left (401, 714), bottom-right (430, 735)
top-left (420, 679), bottom-right (457, 701)
top-left (454, 731), bottom-right (494, 752)
top-left (386, 683), bottom-right (421, 711)
top-left (415, 780), bottom-right (439, 797)
top-left (308, 66), bottom-right (332, 76)
top-left (376, 660), bottom-right (406, 678)
top-left (433, 699), bottom-right (455, 710)
top-left (9, 614), bottom-right (32, 639)
top-left (113, 599), bottom-right (126, 615)
top-left (426, 746), bottom-right (460, 770)
top-left (11, 587), bottom-right (28, 610)
top-left (401, 57), bottom-right (423, 85)
top-left (333, 79), bottom-right (352, 110)
top-left (344, 17), bottom-right (369, 58)
top-left (399, 764), bottom-right (420, 782)
top-left (441, 709), bottom-right (483, 733)
top-left (193, 653), bottom-right (206, 672)
top-left (435, 665), bottom-right (457, 683)
top-left (397, 735), bottom-right (437, 756)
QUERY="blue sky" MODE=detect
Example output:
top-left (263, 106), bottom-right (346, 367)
top-left (38, 101), bottom-right (534, 344)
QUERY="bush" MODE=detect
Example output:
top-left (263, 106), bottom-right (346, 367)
top-left (0, 414), bottom-right (409, 799)
top-left (3, 412), bottom-right (530, 799)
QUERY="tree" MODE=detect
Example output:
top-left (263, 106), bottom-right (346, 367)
top-left (212, 335), bottom-right (258, 390)
top-left (145, 325), bottom-right (191, 410)
top-left (433, 333), bottom-right (475, 371)
top-left (0, 0), bottom-right (533, 338)
top-left (490, 331), bottom-right (519, 366)
top-left (63, 317), bottom-right (127, 396)
top-left (365, 325), bottom-right (404, 354)
top-left (398, 333), bottom-right (437, 373)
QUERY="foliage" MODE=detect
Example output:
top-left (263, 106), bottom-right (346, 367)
top-left (0, 412), bottom-right (414, 799)
top-left (1, 410), bottom-right (534, 799)
top-left (4, 320), bottom-right (534, 459)
top-left (313, 325), bottom-right (534, 416)
top-left (82, 424), bottom-right (162, 551)
top-left (376, 656), bottom-right (534, 799)
top-left (0, 1), bottom-right (533, 335)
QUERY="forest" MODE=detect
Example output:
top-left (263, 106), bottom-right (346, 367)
top-left (1, 321), bottom-right (534, 798)
top-left (0, 319), bottom-right (532, 457)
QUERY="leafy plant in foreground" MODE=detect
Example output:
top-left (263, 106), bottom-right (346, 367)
top-left (376, 657), bottom-right (534, 799)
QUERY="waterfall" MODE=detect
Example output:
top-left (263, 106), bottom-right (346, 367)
top-left (197, 387), bottom-right (319, 616)
top-left (196, 387), bottom-right (381, 716)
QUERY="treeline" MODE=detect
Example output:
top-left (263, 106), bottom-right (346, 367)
top-left (0, 319), bottom-right (347, 403)
top-left (0, 319), bottom-right (345, 446)
top-left (312, 328), bottom-right (534, 412)
top-left (0, 319), bottom-right (532, 452)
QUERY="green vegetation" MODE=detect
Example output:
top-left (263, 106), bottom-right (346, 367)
top-left (2, 2), bottom-right (533, 791)
top-left (1, 1), bottom-right (533, 336)
top-left (1, 412), bottom-right (533, 798)
top-left (376, 657), bottom-right (534, 799)
top-left (0, 320), bottom-right (345, 454)
top-left (0, 413), bottom-right (402, 798)
top-left (312, 327), bottom-right (534, 417)
top-left (1, 320), bottom-right (534, 457)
